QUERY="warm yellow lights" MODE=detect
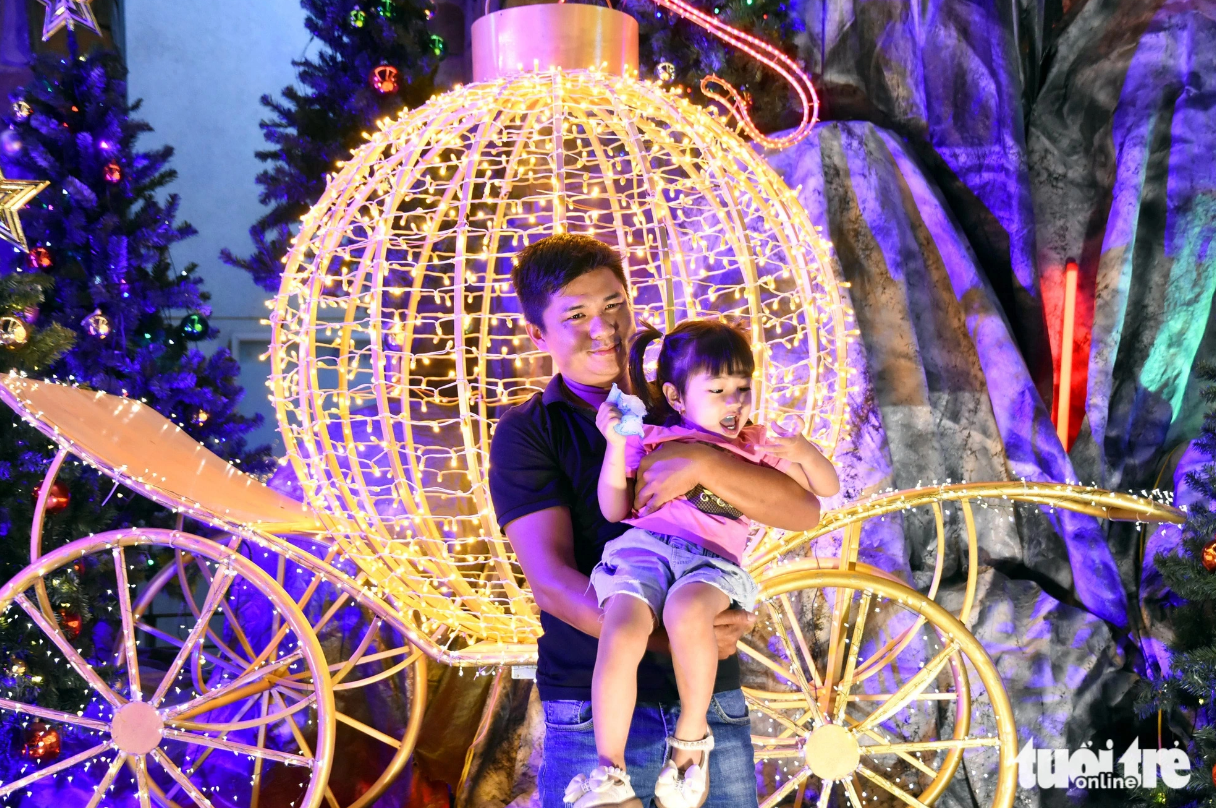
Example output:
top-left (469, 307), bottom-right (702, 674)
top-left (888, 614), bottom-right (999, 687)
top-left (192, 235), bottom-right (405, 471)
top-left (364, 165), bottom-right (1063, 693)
top-left (270, 67), bottom-right (851, 654)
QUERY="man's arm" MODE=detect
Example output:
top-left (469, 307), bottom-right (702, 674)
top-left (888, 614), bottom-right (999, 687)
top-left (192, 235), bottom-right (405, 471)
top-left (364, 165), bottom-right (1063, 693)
top-left (505, 506), bottom-right (752, 658)
top-left (634, 441), bottom-right (821, 530)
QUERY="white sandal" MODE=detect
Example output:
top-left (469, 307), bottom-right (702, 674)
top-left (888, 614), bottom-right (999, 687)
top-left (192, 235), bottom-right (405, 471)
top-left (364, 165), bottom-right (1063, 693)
top-left (654, 729), bottom-right (715, 808)
top-left (565, 765), bottom-right (638, 808)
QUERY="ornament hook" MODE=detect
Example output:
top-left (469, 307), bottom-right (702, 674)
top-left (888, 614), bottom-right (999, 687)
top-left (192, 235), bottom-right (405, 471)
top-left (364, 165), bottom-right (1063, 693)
top-left (651, 0), bottom-right (819, 149)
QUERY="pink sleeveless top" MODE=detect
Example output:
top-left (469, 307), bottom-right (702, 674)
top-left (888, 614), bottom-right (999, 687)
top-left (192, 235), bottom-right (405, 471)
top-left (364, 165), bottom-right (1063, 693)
top-left (622, 424), bottom-right (790, 565)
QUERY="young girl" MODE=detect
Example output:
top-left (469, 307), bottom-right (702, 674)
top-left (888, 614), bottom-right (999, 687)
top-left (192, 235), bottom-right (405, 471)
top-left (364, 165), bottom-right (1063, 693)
top-left (565, 319), bottom-right (839, 808)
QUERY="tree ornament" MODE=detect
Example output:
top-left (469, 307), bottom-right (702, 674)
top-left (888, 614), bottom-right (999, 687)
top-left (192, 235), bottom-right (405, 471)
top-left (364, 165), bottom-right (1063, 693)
top-left (376, 0), bottom-right (393, 18)
top-left (0, 171), bottom-right (49, 251)
top-left (19, 305), bottom-right (38, 323)
top-left (12, 99), bottom-right (31, 122)
top-left (82, 308), bottom-right (110, 338)
top-left (22, 722), bottom-right (60, 760)
top-left (1202, 537), bottom-right (1216, 572)
top-left (10, 659), bottom-right (25, 676)
top-left (350, 7), bottom-right (365, 26)
top-left (26, 246), bottom-right (52, 269)
top-left (31, 480), bottom-right (70, 513)
top-left (179, 312), bottom-right (209, 340)
top-left (102, 162), bottom-right (121, 183)
top-left (430, 34), bottom-right (446, 59)
top-left (370, 65), bottom-right (399, 94)
top-left (194, 409), bottom-right (210, 426)
top-left (35, 0), bottom-right (99, 42)
top-left (0, 315), bottom-right (28, 347)
top-left (657, 61), bottom-right (676, 82)
top-left (56, 609), bottom-right (81, 639)
top-left (0, 128), bottom-right (22, 156)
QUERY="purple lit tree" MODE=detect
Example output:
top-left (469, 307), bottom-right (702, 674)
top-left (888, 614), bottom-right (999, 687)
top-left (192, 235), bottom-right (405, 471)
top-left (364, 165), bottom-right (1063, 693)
top-left (223, 0), bottom-right (442, 291)
top-left (0, 47), bottom-right (270, 779)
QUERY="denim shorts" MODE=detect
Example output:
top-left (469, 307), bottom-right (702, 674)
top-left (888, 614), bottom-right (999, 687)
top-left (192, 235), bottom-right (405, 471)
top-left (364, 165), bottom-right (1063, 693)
top-left (589, 528), bottom-right (760, 616)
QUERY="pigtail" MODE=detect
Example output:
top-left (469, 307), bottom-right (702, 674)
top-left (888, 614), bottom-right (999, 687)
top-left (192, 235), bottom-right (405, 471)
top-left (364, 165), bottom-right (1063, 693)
top-left (627, 325), bottom-right (677, 425)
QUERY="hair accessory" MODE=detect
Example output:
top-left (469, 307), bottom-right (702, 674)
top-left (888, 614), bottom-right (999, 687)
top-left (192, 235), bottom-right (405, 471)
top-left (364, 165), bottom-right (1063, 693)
top-left (642, 334), bottom-right (664, 383)
top-left (607, 384), bottom-right (647, 436)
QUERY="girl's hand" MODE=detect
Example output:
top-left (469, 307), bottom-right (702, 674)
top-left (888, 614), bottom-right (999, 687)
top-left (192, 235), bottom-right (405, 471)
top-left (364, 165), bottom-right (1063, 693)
top-left (756, 431), bottom-right (818, 463)
top-left (596, 402), bottom-right (627, 446)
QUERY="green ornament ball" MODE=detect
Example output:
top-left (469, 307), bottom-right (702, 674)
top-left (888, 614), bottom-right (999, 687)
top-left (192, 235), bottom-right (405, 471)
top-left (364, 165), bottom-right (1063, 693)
top-left (179, 312), bottom-right (209, 341)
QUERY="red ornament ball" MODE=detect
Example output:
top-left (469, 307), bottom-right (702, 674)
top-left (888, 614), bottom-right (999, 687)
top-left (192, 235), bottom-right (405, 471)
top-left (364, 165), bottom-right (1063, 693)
top-left (26, 247), bottom-right (51, 269)
top-left (370, 64), bottom-right (399, 94)
top-left (57, 609), bottom-right (82, 639)
top-left (22, 723), bottom-right (60, 761)
top-left (30, 480), bottom-right (70, 514)
top-left (103, 162), bottom-right (121, 183)
top-left (1202, 538), bottom-right (1216, 573)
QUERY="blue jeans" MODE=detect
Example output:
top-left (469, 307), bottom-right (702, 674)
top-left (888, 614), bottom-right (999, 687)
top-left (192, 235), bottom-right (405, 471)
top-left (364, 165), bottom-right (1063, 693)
top-left (539, 689), bottom-right (759, 808)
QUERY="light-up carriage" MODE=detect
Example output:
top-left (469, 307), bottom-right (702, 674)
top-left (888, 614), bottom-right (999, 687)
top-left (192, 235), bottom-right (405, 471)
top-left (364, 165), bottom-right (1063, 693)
top-left (0, 6), bottom-right (1187, 808)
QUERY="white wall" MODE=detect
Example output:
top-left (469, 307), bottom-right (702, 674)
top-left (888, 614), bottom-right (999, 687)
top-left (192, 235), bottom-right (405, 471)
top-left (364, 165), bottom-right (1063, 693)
top-left (125, 1), bottom-right (314, 454)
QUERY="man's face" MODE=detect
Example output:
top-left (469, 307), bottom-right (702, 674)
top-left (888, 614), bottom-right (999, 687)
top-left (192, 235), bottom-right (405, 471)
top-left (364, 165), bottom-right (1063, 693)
top-left (526, 266), bottom-right (634, 387)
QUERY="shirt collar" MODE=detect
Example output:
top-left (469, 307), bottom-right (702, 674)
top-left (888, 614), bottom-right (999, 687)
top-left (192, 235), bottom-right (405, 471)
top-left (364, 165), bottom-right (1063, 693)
top-left (542, 374), bottom-right (605, 419)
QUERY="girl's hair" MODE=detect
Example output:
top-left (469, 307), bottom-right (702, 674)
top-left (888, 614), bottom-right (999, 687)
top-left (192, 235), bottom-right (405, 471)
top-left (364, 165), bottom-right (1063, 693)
top-left (627, 318), bottom-right (755, 425)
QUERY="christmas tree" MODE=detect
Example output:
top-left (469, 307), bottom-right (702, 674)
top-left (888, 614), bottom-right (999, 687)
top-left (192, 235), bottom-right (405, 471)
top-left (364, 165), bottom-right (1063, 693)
top-left (1133, 361), bottom-right (1216, 807)
top-left (223, 0), bottom-right (441, 291)
top-left (618, 0), bottom-right (805, 134)
top-left (0, 45), bottom-right (271, 778)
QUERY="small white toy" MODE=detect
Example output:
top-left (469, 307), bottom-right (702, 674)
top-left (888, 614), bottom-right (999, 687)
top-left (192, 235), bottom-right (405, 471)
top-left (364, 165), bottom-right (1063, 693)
top-left (607, 383), bottom-right (647, 437)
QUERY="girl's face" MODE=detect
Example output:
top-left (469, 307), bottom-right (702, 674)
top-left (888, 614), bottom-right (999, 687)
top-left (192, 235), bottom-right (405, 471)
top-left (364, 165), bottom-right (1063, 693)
top-left (663, 371), bottom-right (753, 439)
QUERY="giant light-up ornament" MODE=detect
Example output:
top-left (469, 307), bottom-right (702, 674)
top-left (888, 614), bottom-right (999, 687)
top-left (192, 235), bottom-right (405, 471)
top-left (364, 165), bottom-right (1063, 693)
top-left (270, 1), bottom-right (852, 660)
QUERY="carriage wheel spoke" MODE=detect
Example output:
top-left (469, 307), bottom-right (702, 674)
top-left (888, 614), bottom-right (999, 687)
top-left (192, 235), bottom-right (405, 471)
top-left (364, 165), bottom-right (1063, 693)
top-left (763, 601), bottom-right (823, 720)
top-left (779, 593), bottom-right (822, 689)
top-left (166, 649), bottom-right (303, 720)
top-left (854, 642), bottom-right (959, 734)
top-left (816, 780), bottom-right (834, 808)
top-left (151, 566), bottom-right (235, 707)
top-left (0, 741), bottom-right (111, 796)
top-left (0, 698), bottom-right (109, 731)
top-left (862, 737), bottom-right (1000, 755)
top-left (270, 691), bottom-right (339, 808)
top-left (820, 585), bottom-right (855, 718)
top-left (131, 753), bottom-right (153, 808)
top-left (162, 727), bottom-right (313, 768)
top-left (251, 691), bottom-right (270, 808)
top-left (84, 753), bottom-right (127, 808)
top-left (833, 590), bottom-right (871, 724)
top-left (150, 748), bottom-right (215, 808)
top-left (15, 592), bottom-right (123, 707)
top-left (840, 776), bottom-right (864, 808)
top-left (746, 693), bottom-right (812, 737)
top-left (760, 766), bottom-right (812, 808)
top-left (113, 547), bottom-right (144, 700)
top-left (856, 764), bottom-right (931, 808)
top-left (161, 688), bottom-right (263, 801)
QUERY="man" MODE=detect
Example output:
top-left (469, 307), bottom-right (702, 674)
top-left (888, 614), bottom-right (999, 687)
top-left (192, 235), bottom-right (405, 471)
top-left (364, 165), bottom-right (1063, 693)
top-left (488, 235), bottom-right (821, 808)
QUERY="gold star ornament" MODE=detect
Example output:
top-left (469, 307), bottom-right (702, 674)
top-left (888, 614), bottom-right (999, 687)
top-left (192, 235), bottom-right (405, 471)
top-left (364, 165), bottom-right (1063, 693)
top-left (36, 0), bottom-right (100, 41)
top-left (0, 172), bottom-right (49, 251)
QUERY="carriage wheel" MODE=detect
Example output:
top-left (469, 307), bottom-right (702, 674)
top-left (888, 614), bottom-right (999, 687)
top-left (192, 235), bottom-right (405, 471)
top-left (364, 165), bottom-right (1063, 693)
top-left (0, 528), bottom-right (335, 808)
top-left (125, 536), bottom-right (427, 808)
top-left (740, 570), bottom-right (1017, 808)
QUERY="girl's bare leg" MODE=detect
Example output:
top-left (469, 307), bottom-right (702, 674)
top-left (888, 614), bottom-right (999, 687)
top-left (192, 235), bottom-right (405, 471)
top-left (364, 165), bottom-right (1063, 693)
top-left (592, 594), bottom-right (657, 769)
top-left (663, 582), bottom-right (731, 770)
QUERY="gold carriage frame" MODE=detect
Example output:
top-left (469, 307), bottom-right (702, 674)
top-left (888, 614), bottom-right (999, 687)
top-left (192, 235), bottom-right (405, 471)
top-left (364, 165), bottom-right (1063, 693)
top-left (0, 374), bottom-right (1185, 808)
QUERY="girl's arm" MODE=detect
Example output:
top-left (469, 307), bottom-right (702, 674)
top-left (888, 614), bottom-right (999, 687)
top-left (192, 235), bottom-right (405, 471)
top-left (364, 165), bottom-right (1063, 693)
top-left (759, 433), bottom-right (841, 498)
top-left (595, 402), bottom-right (635, 522)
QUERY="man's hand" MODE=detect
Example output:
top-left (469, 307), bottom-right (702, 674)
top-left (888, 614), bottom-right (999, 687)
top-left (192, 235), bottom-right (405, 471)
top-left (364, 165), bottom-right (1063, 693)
top-left (713, 607), bottom-right (756, 659)
top-left (634, 440), bottom-right (714, 515)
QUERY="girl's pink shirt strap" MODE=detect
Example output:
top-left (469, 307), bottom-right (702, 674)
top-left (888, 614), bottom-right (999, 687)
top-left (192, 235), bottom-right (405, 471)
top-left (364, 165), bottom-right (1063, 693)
top-left (621, 424), bottom-right (791, 565)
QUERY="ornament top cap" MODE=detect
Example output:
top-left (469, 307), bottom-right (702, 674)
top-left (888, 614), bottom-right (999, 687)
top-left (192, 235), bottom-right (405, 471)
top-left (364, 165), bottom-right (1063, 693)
top-left (472, 3), bottom-right (639, 81)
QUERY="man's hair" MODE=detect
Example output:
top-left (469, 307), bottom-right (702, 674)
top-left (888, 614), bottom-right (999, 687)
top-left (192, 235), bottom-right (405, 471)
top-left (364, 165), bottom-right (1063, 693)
top-left (511, 235), bottom-right (627, 328)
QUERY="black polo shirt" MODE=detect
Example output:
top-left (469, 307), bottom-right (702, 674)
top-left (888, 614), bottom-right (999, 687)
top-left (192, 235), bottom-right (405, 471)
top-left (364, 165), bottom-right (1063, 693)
top-left (488, 374), bottom-right (742, 702)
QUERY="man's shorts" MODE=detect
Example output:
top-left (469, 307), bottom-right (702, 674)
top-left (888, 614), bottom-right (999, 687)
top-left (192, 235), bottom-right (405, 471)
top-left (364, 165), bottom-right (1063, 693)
top-left (589, 527), bottom-right (760, 617)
